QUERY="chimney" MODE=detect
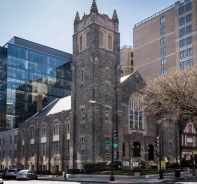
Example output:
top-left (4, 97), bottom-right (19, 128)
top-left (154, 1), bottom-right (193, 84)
top-left (37, 94), bottom-right (43, 112)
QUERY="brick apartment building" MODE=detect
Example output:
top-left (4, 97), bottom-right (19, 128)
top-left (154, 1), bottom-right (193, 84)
top-left (133, 0), bottom-right (196, 82)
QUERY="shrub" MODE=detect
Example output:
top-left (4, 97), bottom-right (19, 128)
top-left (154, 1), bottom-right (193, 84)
top-left (133, 167), bottom-right (142, 172)
top-left (109, 161), bottom-right (121, 170)
top-left (84, 162), bottom-right (107, 174)
top-left (68, 169), bottom-right (80, 174)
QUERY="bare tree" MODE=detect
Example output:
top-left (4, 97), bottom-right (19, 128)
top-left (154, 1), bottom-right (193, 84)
top-left (141, 66), bottom-right (197, 125)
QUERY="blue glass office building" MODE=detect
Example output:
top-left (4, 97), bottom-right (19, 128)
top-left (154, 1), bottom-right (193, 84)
top-left (0, 37), bottom-right (72, 128)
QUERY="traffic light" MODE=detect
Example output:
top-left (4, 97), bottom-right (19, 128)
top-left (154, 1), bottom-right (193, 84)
top-left (155, 136), bottom-right (159, 147)
top-left (155, 136), bottom-right (159, 157)
top-left (114, 131), bottom-right (118, 141)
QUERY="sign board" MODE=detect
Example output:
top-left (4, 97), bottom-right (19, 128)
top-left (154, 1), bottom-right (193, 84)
top-left (122, 161), bottom-right (130, 167)
top-left (133, 161), bottom-right (139, 167)
top-left (158, 161), bottom-right (166, 170)
top-left (187, 138), bottom-right (193, 143)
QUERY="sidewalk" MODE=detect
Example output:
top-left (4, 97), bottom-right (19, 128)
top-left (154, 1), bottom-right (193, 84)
top-left (38, 172), bottom-right (197, 183)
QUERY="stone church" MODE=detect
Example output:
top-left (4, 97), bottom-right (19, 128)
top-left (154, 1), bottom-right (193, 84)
top-left (1, 0), bottom-right (196, 172)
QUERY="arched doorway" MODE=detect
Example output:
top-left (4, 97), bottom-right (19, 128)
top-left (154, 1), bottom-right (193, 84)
top-left (133, 142), bottom-right (141, 157)
top-left (148, 144), bottom-right (154, 160)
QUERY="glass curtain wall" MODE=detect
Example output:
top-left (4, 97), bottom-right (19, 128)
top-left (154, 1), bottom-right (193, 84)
top-left (3, 43), bottom-right (71, 128)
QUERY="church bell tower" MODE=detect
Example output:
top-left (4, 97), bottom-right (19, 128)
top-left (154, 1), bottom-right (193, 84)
top-left (70, 0), bottom-right (121, 169)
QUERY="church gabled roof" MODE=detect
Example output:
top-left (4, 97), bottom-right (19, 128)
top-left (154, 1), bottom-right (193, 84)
top-left (26, 96), bottom-right (71, 120)
top-left (90, 0), bottom-right (98, 13)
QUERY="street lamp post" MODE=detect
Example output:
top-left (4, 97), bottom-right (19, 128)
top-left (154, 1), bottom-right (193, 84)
top-left (89, 100), bottom-right (115, 181)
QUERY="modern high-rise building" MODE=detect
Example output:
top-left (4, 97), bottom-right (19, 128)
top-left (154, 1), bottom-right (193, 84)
top-left (133, 0), bottom-right (196, 82)
top-left (0, 37), bottom-right (72, 128)
top-left (120, 45), bottom-right (133, 77)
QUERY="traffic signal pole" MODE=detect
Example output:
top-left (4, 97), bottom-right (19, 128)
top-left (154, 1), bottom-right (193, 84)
top-left (159, 134), bottom-right (163, 180)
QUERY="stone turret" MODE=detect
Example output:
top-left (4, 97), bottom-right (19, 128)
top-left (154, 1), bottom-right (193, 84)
top-left (112, 10), bottom-right (119, 31)
top-left (74, 11), bottom-right (80, 33)
top-left (90, 0), bottom-right (98, 13)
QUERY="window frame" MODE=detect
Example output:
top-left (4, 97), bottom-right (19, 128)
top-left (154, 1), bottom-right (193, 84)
top-left (160, 16), bottom-right (165, 24)
top-left (160, 47), bottom-right (166, 55)
top-left (179, 17), bottom-right (185, 26)
top-left (179, 6), bottom-right (184, 15)
top-left (160, 26), bottom-right (165, 34)
top-left (161, 58), bottom-right (166, 65)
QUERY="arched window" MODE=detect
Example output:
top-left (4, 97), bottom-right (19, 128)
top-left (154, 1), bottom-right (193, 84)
top-left (99, 31), bottom-right (103, 47)
top-left (86, 32), bottom-right (89, 48)
top-left (133, 142), bottom-right (141, 157)
top-left (108, 34), bottom-right (113, 50)
top-left (79, 36), bottom-right (83, 51)
top-left (129, 94), bottom-right (143, 129)
top-left (53, 123), bottom-right (59, 135)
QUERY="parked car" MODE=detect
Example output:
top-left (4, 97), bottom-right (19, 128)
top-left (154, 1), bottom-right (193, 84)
top-left (0, 178), bottom-right (3, 184)
top-left (16, 170), bottom-right (37, 180)
top-left (5, 169), bottom-right (20, 179)
top-left (0, 170), bottom-right (5, 178)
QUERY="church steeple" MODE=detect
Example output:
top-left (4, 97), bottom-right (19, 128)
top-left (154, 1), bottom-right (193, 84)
top-left (90, 0), bottom-right (98, 14)
top-left (74, 11), bottom-right (80, 23)
top-left (112, 9), bottom-right (118, 22)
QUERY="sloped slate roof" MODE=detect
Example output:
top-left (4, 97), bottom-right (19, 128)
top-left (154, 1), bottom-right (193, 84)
top-left (120, 71), bottom-right (136, 83)
top-left (30, 95), bottom-right (71, 119)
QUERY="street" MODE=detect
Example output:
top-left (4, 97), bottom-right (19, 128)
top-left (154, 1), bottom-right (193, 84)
top-left (2, 178), bottom-right (197, 184)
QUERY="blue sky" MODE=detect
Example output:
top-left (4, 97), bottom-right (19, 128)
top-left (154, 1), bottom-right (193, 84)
top-left (0, 0), bottom-right (177, 53)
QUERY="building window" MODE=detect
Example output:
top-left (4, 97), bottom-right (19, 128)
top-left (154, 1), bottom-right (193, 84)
top-left (41, 143), bottom-right (46, 156)
top-left (161, 58), bottom-right (166, 65)
top-left (187, 59), bottom-right (193, 66)
top-left (129, 94), bottom-right (143, 129)
top-left (10, 136), bottom-right (12, 144)
top-left (160, 47), bottom-right (166, 55)
top-left (30, 128), bottom-right (35, 139)
top-left (14, 150), bottom-right (17, 158)
top-left (161, 68), bottom-right (166, 75)
top-left (187, 48), bottom-right (192, 56)
top-left (179, 17), bottom-right (185, 26)
top-left (81, 70), bottom-right (84, 83)
top-left (99, 31), bottom-right (104, 47)
top-left (180, 28), bottom-right (185, 37)
top-left (186, 36), bottom-right (192, 45)
top-left (105, 137), bottom-right (110, 153)
top-left (160, 37), bottom-right (165, 44)
top-left (67, 122), bottom-right (70, 133)
top-left (179, 6), bottom-right (184, 15)
top-left (180, 50), bottom-right (186, 58)
top-left (108, 34), bottom-right (113, 50)
top-left (30, 144), bottom-right (35, 157)
top-left (86, 32), bottom-right (89, 48)
top-left (79, 36), bottom-right (83, 51)
top-left (10, 150), bottom-right (11, 158)
top-left (41, 126), bottom-right (46, 137)
top-left (186, 14), bottom-right (192, 23)
top-left (160, 16), bottom-right (165, 24)
top-left (186, 25), bottom-right (192, 34)
top-left (160, 26), bottom-right (165, 34)
top-left (22, 145), bottom-right (25, 157)
top-left (81, 108), bottom-right (85, 120)
top-left (105, 107), bottom-right (109, 120)
top-left (67, 140), bottom-right (70, 155)
top-left (186, 2), bottom-right (192, 12)
top-left (53, 141), bottom-right (59, 155)
top-left (53, 124), bottom-right (59, 135)
top-left (180, 61), bottom-right (186, 69)
top-left (81, 138), bottom-right (85, 154)
top-left (180, 39), bottom-right (185, 47)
